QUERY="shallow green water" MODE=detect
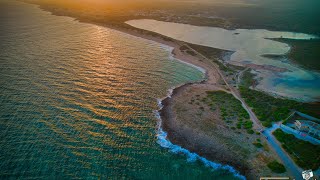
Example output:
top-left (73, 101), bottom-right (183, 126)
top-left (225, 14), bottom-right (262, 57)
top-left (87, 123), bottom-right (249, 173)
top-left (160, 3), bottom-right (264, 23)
top-left (0, 1), bottom-right (242, 179)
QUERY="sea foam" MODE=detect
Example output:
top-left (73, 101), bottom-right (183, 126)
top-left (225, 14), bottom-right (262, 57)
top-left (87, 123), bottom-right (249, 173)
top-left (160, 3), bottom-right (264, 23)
top-left (154, 89), bottom-right (246, 180)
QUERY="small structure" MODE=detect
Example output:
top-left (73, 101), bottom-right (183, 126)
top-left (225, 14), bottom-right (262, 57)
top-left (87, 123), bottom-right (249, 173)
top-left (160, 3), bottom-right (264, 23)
top-left (294, 120), bottom-right (320, 140)
top-left (295, 120), bottom-right (302, 129)
top-left (280, 111), bottom-right (320, 145)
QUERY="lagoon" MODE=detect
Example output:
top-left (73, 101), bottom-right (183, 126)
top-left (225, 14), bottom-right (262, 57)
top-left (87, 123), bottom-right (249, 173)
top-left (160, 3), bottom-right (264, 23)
top-left (126, 19), bottom-right (320, 101)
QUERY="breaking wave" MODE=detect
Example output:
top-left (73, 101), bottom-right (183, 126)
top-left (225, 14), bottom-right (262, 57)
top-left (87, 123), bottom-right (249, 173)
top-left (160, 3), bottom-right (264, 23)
top-left (154, 88), bottom-right (246, 180)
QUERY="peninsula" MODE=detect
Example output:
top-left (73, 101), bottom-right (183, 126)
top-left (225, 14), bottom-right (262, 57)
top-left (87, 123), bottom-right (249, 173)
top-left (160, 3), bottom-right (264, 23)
top-left (21, 0), bottom-right (320, 179)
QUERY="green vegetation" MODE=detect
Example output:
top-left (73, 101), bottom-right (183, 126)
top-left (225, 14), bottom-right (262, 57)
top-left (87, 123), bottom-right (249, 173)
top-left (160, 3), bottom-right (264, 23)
top-left (239, 65), bottom-right (320, 126)
top-left (267, 161), bottom-right (286, 173)
top-left (239, 86), bottom-right (300, 127)
top-left (240, 85), bottom-right (320, 127)
top-left (273, 39), bottom-right (320, 71)
top-left (187, 43), bottom-right (227, 60)
top-left (252, 142), bottom-right (263, 148)
top-left (246, 129), bottom-right (254, 134)
top-left (240, 69), bottom-right (256, 88)
top-left (243, 121), bottom-right (253, 129)
top-left (273, 129), bottom-right (320, 170)
top-left (205, 91), bottom-right (254, 134)
top-left (216, 61), bottom-right (234, 73)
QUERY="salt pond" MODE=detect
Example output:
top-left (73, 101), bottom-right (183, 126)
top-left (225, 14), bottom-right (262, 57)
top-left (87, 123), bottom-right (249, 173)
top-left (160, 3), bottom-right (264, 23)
top-left (126, 19), bottom-right (320, 101)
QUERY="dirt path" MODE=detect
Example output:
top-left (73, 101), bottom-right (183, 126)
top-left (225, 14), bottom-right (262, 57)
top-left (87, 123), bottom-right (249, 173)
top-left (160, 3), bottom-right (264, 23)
top-left (181, 43), bottom-right (263, 130)
top-left (181, 43), bottom-right (305, 179)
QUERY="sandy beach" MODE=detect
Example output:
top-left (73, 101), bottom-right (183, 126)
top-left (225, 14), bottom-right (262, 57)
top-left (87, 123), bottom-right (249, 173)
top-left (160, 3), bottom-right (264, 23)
top-left (99, 23), bottom-right (283, 179)
top-left (77, 21), bottom-right (284, 179)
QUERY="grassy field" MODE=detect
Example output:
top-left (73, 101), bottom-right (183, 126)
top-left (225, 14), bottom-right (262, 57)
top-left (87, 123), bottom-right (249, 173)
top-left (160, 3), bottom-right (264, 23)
top-left (239, 86), bottom-right (301, 127)
top-left (205, 91), bottom-right (254, 134)
top-left (273, 129), bottom-right (320, 170)
top-left (240, 86), bottom-right (320, 127)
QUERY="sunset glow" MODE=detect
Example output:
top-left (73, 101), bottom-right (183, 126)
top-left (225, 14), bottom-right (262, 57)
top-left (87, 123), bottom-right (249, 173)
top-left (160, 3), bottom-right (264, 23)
top-left (1, 0), bottom-right (319, 179)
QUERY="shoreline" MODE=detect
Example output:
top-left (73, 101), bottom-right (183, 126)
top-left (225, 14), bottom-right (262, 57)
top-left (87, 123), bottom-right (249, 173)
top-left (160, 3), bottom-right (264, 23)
top-left (97, 22), bottom-right (251, 178)
top-left (108, 20), bottom-right (253, 178)
top-left (75, 11), bottom-right (252, 179)
top-left (155, 84), bottom-right (246, 180)
top-left (35, 1), bottom-right (320, 103)
top-left (105, 22), bottom-right (253, 178)
top-left (24, 2), bottom-right (278, 179)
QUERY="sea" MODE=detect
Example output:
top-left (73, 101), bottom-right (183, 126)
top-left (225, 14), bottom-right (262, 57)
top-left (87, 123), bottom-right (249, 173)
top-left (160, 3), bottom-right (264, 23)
top-left (0, 1), bottom-right (243, 179)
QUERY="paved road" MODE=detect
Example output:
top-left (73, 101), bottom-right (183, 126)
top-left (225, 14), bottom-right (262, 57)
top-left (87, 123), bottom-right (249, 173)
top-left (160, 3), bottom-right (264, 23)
top-left (263, 124), bottom-right (303, 179)
top-left (182, 43), bottom-right (304, 179)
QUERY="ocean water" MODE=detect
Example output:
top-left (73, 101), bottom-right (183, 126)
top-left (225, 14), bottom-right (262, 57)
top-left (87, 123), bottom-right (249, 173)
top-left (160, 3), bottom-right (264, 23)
top-left (0, 1), bottom-right (243, 179)
top-left (126, 19), bottom-right (320, 101)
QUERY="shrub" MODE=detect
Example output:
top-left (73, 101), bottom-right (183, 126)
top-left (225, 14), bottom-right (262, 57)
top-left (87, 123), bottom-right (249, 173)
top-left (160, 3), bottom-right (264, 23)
top-left (238, 86), bottom-right (309, 127)
top-left (247, 129), bottom-right (254, 134)
top-left (273, 129), bottom-right (320, 170)
top-left (262, 121), bottom-right (272, 128)
top-left (253, 142), bottom-right (263, 148)
top-left (267, 161), bottom-right (286, 173)
top-left (236, 123), bottom-right (242, 129)
top-left (243, 121), bottom-right (253, 129)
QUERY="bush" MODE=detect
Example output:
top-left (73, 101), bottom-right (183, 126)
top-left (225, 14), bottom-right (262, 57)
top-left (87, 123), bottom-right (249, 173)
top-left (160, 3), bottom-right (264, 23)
top-left (236, 123), bottom-right (242, 129)
top-left (262, 121), bottom-right (272, 128)
top-left (205, 91), bottom-right (250, 127)
top-left (253, 142), bottom-right (263, 148)
top-left (239, 86), bottom-right (306, 127)
top-left (267, 161), bottom-right (286, 173)
top-left (243, 121), bottom-right (253, 129)
top-left (273, 129), bottom-right (320, 170)
top-left (247, 129), bottom-right (254, 134)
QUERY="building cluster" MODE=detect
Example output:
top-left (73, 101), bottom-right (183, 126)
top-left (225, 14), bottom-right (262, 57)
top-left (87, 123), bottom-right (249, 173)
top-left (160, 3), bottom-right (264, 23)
top-left (294, 120), bottom-right (320, 140)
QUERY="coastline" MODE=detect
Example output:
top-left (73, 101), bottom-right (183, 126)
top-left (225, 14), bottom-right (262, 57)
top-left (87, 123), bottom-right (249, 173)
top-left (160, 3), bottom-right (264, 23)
top-left (103, 19), bottom-right (255, 179)
top-left (93, 21), bottom-right (252, 178)
top-left (100, 25), bottom-right (255, 178)
top-left (115, 18), bottom-right (251, 177)
top-left (155, 84), bottom-right (246, 180)
top-left (23, 2), bottom-right (280, 179)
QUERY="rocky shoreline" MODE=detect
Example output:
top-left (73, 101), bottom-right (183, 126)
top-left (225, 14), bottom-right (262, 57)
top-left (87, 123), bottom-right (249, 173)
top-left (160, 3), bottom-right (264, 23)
top-left (24, 2), bottom-right (284, 179)
top-left (159, 84), bottom-right (252, 178)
